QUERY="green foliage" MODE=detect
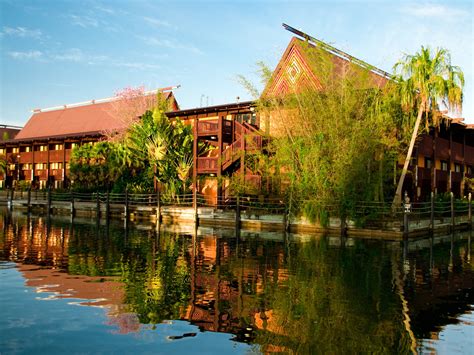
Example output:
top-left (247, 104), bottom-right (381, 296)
top-left (0, 155), bottom-right (6, 175)
top-left (69, 141), bottom-right (122, 192)
top-left (244, 43), bottom-right (412, 223)
top-left (69, 92), bottom-right (198, 195)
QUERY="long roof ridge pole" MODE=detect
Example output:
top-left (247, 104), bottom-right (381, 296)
top-left (32, 85), bottom-right (181, 113)
top-left (282, 23), bottom-right (393, 80)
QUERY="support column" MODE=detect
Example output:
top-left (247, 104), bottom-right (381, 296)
top-left (217, 116), bottom-right (223, 205)
top-left (193, 116), bottom-right (198, 210)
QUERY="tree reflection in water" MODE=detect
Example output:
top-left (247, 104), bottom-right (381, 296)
top-left (1, 210), bottom-right (472, 353)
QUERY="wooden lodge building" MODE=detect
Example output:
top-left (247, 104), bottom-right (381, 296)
top-left (0, 90), bottom-right (179, 190)
top-left (1, 27), bottom-right (473, 201)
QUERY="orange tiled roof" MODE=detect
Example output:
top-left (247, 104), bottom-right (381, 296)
top-left (14, 91), bottom-right (175, 141)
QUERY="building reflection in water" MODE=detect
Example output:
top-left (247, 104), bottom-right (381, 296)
top-left (1, 210), bottom-right (472, 353)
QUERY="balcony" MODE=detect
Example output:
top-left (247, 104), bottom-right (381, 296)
top-left (34, 151), bottom-right (48, 162)
top-left (197, 120), bottom-right (219, 136)
top-left (50, 169), bottom-right (63, 180)
top-left (435, 138), bottom-right (449, 160)
top-left (466, 146), bottom-right (474, 165)
top-left (49, 150), bottom-right (63, 162)
top-left (197, 157), bottom-right (218, 174)
top-left (418, 135), bottom-right (433, 156)
top-left (35, 170), bottom-right (48, 180)
top-left (18, 152), bottom-right (33, 164)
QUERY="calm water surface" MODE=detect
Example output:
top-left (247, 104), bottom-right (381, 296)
top-left (0, 209), bottom-right (473, 354)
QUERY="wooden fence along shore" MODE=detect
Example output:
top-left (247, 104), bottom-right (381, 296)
top-left (0, 190), bottom-right (472, 240)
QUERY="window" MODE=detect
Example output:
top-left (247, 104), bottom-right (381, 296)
top-left (9, 164), bottom-right (15, 171)
top-left (66, 142), bottom-right (78, 150)
top-left (51, 144), bottom-right (63, 151)
top-left (50, 162), bottom-right (63, 169)
top-left (0, 148), bottom-right (6, 155)
top-left (65, 163), bottom-right (71, 170)
top-left (39, 145), bottom-right (47, 152)
top-left (35, 163), bottom-right (46, 170)
top-left (454, 163), bottom-right (462, 173)
top-left (424, 157), bottom-right (432, 169)
top-left (235, 113), bottom-right (257, 126)
top-left (467, 166), bottom-right (473, 175)
top-left (21, 164), bottom-right (32, 170)
top-left (20, 146), bottom-right (31, 152)
top-left (12, 147), bottom-right (19, 154)
top-left (441, 160), bottom-right (448, 171)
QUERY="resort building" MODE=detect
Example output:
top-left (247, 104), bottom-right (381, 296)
top-left (0, 124), bottom-right (22, 141)
top-left (1, 27), bottom-right (473, 201)
top-left (0, 90), bottom-right (178, 189)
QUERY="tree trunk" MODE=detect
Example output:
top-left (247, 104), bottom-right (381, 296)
top-left (392, 101), bottom-right (425, 208)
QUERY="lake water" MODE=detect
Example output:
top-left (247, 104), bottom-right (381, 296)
top-left (1, 209), bottom-right (473, 354)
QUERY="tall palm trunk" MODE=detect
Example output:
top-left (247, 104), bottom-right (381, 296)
top-left (392, 101), bottom-right (425, 208)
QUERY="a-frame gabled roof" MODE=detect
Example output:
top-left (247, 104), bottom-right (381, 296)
top-left (262, 35), bottom-right (389, 98)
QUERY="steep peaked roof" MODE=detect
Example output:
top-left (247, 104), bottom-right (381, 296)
top-left (14, 91), bottom-right (178, 141)
top-left (263, 36), bottom-right (389, 98)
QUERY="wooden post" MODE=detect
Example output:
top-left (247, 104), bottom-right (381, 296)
top-left (235, 196), bottom-right (241, 229)
top-left (451, 192), bottom-right (455, 231)
top-left (340, 213), bottom-right (347, 237)
top-left (430, 192), bottom-right (435, 232)
top-left (96, 191), bottom-right (100, 219)
top-left (8, 188), bottom-right (13, 211)
top-left (106, 190), bottom-right (110, 221)
top-left (193, 187), bottom-right (199, 226)
top-left (124, 189), bottom-right (129, 222)
top-left (47, 187), bottom-right (51, 217)
top-left (27, 188), bottom-right (31, 213)
top-left (70, 191), bottom-right (75, 217)
top-left (467, 192), bottom-right (472, 229)
top-left (285, 193), bottom-right (291, 233)
top-left (403, 210), bottom-right (409, 239)
top-left (156, 189), bottom-right (161, 224)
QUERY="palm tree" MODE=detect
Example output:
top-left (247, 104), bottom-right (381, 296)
top-left (392, 46), bottom-right (464, 206)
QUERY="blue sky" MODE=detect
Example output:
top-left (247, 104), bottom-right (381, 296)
top-left (1, 0), bottom-right (472, 126)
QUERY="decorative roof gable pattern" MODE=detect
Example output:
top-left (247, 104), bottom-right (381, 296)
top-left (263, 37), bottom-right (388, 98)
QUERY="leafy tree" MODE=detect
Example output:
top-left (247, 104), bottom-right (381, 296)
top-left (241, 45), bottom-right (410, 224)
top-left (392, 46), bottom-right (464, 205)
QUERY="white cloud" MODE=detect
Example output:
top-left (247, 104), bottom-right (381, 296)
top-left (69, 14), bottom-right (99, 28)
top-left (95, 6), bottom-right (116, 15)
top-left (2, 26), bottom-right (42, 38)
top-left (137, 35), bottom-right (203, 55)
top-left (400, 3), bottom-right (470, 20)
top-left (8, 50), bottom-right (43, 59)
top-left (143, 17), bottom-right (175, 29)
top-left (7, 47), bottom-right (160, 71)
top-left (112, 62), bottom-right (161, 70)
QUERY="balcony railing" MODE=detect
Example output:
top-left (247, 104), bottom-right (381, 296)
top-left (197, 157), bottom-right (218, 174)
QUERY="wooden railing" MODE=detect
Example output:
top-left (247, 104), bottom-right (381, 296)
top-left (197, 157), bottom-right (218, 173)
top-left (197, 120), bottom-right (219, 136)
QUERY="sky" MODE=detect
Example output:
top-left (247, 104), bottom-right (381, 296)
top-left (1, 0), bottom-right (473, 126)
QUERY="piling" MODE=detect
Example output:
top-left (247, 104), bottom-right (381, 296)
top-left (235, 196), bottom-right (241, 229)
top-left (27, 188), bottom-right (31, 213)
top-left (106, 190), bottom-right (110, 220)
top-left (156, 189), bottom-right (161, 224)
top-left (124, 188), bottom-right (129, 222)
top-left (96, 191), bottom-right (100, 218)
top-left (451, 192), bottom-right (455, 231)
top-left (468, 193), bottom-right (472, 230)
top-left (70, 191), bottom-right (75, 217)
top-left (193, 189), bottom-right (199, 226)
top-left (8, 188), bottom-right (13, 211)
top-left (430, 192), bottom-right (435, 231)
top-left (47, 187), bottom-right (51, 217)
